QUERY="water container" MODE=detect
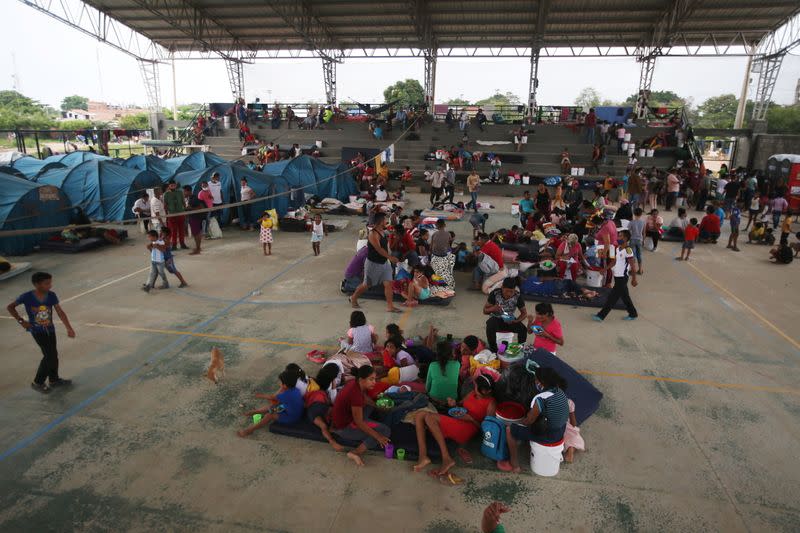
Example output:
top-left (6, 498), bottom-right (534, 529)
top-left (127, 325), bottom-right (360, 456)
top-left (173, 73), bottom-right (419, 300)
top-left (624, 133), bottom-right (631, 142)
top-left (639, 148), bottom-right (646, 157)
top-left (646, 149), bottom-right (655, 157)
top-left (621, 142), bottom-right (629, 151)
top-left (522, 175), bottom-right (530, 185)
top-left (570, 167), bottom-right (578, 176)
top-left (315, 140), bottom-right (323, 148)
top-left (530, 441), bottom-right (564, 477)
top-left (586, 269), bottom-right (604, 287)
top-left (511, 203), bottom-right (520, 215)
top-left (577, 167), bottom-right (585, 176)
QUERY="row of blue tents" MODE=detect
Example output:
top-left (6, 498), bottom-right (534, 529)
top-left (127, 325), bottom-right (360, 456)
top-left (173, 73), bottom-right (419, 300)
top-left (0, 151), bottom-right (357, 255)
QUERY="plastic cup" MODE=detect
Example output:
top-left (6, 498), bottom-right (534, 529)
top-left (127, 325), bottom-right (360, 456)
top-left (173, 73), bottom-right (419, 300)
top-left (384, 443), bottom-right (395, 459)
top-left (497, 343), bottom-right (507, 355)
top-left (252, 414), bottom-right (262, 424)
top-left (396, 448), bottom-right (406, 461)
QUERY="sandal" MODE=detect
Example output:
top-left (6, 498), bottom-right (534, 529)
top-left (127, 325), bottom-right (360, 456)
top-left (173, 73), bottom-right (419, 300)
top-left (306, 350), bottom-right (327, 364)
top-left (437, 472), bottom-right (464, 486)
top-left (456, 447), bottom-right (473, 465)
top-left (496, 460), bottom-right (514, 472)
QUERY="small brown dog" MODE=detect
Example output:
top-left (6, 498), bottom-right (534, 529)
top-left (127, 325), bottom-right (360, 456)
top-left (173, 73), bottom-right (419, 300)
top-left (206, 347), bottom-right (225, 383)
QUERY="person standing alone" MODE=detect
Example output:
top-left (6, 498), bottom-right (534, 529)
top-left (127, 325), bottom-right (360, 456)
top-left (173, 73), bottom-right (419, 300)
top-left (592, 229), bottom-right (638, 322)
top-left (7, 272), bottom-right (75, 393)
top-left (163, 180), bottom-right (188, 249)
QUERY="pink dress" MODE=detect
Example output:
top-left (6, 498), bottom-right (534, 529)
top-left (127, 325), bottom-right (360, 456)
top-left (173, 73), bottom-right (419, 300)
top-left (563, 399), bottom-right (585, 451)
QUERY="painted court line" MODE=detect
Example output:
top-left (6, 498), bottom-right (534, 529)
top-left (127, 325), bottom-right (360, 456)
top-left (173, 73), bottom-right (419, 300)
top-left (579, 370), bottom-right (800, 396)
top-left (61, 267), bottom-right (150, 304)
top-left (0, 235), bottom-right (343, 462)
top-left (685, 261), bottom-right (800, 351)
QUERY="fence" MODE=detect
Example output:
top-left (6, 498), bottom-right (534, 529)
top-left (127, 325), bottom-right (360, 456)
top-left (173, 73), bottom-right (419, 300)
top-left (1, 128), bottom-right (153, 159)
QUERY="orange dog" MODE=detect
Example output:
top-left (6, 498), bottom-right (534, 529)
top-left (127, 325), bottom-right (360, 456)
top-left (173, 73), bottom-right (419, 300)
top-left (206, 347), bottom-right (225, 383)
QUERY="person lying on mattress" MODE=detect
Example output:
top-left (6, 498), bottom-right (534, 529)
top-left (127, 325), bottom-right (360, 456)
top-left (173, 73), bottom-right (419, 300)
top-left (520, 263), bottom-right (599, 301)
top-left (379, 337), bottom-right (420, 385)
top-left (330, 365), bottom-right (392, 467)
top-left (413, 372), bottom-right (497, 478)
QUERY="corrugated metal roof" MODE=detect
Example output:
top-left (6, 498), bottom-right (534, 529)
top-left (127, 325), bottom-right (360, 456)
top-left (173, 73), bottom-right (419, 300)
top-left (80, 0), bottom-right (800, 55)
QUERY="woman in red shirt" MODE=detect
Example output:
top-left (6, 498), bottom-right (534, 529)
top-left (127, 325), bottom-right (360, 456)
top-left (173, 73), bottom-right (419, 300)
top-left (528, 303), bottom-right (564, 354)
top-left (413, 374), bottom-right (496, 475)
top-left (330, 365), bottom-right (391, 467)
top-left (556, 233), bottom-right (587, 281)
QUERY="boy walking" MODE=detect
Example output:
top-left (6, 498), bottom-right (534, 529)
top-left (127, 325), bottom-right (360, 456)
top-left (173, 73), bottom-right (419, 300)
top-left (7, 272), bottom-right (75, 393)
top-left (678, 218), bottom-right (700, 261)
top-left (142, 230), bottom-right (168, 292)
top-left (160, 227), bottom-right (189, 288)
top-left (628, 207), bottom-right (645, 275)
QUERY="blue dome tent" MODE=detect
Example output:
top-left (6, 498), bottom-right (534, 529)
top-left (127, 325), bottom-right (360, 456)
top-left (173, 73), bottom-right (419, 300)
top-left (174, 162), bottom-right (236, 223)
top-left (7, 157), bottom-right (67, 180)
top-left (123, 154), bottom-right (188, 183)
top-left (231, 165), bottom-right (290, 220)
top-left (260, 155), bottom-right (356, 201)
top-left (174, 152), bottom-right (227, 175)
top-left (0, 175), bottom-right (71, 255)
top-left (0, 166), bottom-right (28, 180)
top-left (37, 160), bottom-right (162, 221)
top-left (45, 151), bottom-right (110, 167)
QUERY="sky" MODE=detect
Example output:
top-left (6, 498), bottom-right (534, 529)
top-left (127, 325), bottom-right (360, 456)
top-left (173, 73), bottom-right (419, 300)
top-left (3, 1), bottom-right (799, 110)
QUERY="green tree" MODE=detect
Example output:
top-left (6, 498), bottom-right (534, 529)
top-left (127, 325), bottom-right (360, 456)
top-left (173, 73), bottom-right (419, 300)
top-left (383, 79), bottom-right (425, 108)
top-left (476, 91), bottom-right (521, 106)
top-left (445, 97), bottom-right (470, 105)
top-left (766, 104), bottom-right (800, 134)
top-left (61, 95), bottom-right (89, 111)
top-left (694, 94), bottom-right (738, 128)
top-left (574, 87), bottom-right (601, 109)
top-left (0, 90), bottom-right (55, 129)
top-left (119, 113), bottom-right (150, 130)
top-left (624, 90), bottom-right (684, 106)
top-left (58, 119), bottom-right (94, 130)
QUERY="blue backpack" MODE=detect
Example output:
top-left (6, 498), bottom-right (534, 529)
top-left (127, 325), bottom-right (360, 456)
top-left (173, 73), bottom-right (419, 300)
top-left (480, 416), bottom-right (508, 461)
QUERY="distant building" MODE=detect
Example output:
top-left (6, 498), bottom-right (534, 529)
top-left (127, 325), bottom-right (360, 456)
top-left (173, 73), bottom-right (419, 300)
top-left (87, 101), bottom-right (149, 122)
top-left (61, 109), bottom-right (94, 121)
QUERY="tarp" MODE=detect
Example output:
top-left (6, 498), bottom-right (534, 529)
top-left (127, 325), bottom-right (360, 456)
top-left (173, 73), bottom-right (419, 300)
top-left (36, 160), bottom-right (162, 221)
top-left (0, 175), bottom-right (71, 255)
top-left (123, 154), bottom-right (188, 183)
top-left (230, 165), bottom-right (290, 219)
top-left (593, 106), bottom-right (632, 124)
top-left (260, 155), bottom-right (357, 202)
top-left (0, 151), bottom-right (27, 165)
top-left (174, 152), bottom-right (227, 175)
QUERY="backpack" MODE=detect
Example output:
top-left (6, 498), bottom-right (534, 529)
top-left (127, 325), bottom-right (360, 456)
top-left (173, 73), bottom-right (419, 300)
top-left (480, 416), bottom-right (508, 461)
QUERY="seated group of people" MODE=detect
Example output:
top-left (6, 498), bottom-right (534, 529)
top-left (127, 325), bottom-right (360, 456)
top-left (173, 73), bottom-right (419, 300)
top-left (238, 311), bottom-right (583, 476)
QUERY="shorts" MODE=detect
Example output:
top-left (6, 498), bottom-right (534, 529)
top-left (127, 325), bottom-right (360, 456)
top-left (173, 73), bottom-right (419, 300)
top-left (730, 224), bottom-right (740, 235)
top-left (165, 257), bottom-right (178, 274)
top-left (306, 402), bottom-right (330, 423)
top-left (311, 233), bottom-right (324, 243)
top-left (749, 209), bottom-right (761, 216)
top-left (363, 259), bottom-right (393, 287)
top-left (682, 240), bottom-right (695, 250)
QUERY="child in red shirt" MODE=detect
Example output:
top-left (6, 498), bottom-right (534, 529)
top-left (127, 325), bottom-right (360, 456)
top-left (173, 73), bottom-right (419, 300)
top-left (678, 218), bottom-right (700, 261)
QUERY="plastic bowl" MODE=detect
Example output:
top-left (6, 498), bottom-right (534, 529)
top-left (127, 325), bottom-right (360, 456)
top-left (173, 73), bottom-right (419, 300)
top-left (448, 407), bottom-right (468, 418)
top-left (501, 313), bottom-right (515, 323)
top-left (376, 397), bottom-right (395, 409)
top-left (530, 325), bottom-right (544, 334)
top-left (495, 401), bottom-right (526, 424)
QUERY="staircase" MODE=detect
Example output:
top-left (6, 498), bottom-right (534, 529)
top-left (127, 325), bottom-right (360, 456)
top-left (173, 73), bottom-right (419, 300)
top-left (203, 118), bottom-right (677, 197)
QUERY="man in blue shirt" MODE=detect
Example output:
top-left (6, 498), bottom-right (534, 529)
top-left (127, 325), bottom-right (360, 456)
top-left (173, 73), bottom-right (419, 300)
top-left (7, 272), bottom-right (75, 393)
top-left (519, 191), bottom-right (535, 226)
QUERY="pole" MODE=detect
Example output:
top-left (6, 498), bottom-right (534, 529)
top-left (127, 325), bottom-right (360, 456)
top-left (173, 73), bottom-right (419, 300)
top-left (734, 47), bottom-right (754, 129)
top-left (171, 56), bottom-right (178, 121)
top-left (34, 132), bottom-right (41, 159)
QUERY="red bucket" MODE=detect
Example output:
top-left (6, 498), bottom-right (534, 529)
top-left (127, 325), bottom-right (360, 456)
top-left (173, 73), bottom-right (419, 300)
top-left (496, 401), bottom-right (526, 424)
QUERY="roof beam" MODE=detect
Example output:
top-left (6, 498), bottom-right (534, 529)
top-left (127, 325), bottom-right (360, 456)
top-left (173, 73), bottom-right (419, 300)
top-left (266, 0), bottom-right (344, 60)
top-left (638, 0), bottom-right (702, 57)
top-left (128, 0), bottom-right (256, 61)
top-left (409, 0), bottom-right (436, 50)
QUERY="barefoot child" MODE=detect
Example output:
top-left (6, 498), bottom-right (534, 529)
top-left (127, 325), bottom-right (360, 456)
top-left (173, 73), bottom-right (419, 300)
top-left (563, 399), bottom-right (585, 463)
top-left (257, 211), bottom-right (274, 255)
top-left (677, 218), bottom-right (699, 261)
top-left (159, 227), bottom-right (188, 288)
top-left (727, 203), bottom-right (742, 252)
top-left (311, 214), bottom-right (325, 256)
top-left (142, 230), bottom-right (168, 292)
top-left (238, 370), bottom-right (303, 437)
top-left (403, 265), bottom-right (432, 306)
top-left (343, 311), bottom-right (378, 354)
top-left (7, 272), bottom-right (76, 393)
top-left (305, 364), bottom-right (345, 452)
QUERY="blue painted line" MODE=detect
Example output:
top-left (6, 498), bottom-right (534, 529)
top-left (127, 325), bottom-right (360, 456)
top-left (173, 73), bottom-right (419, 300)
top-left (0, 234), bottom-right (344, 462)
top-left (177, 289), bottom-right (343, 306)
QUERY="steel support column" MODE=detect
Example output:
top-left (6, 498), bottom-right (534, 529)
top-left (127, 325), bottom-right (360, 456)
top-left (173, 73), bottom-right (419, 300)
top-left (322, 56), bottom-right (337, 105)
top-left (225, 59), bottom-right (245, 101)
top-left (138, 59), bottom-right (161, 112)
top-left (635, 53), bottom-right (657, 119)
top-left (751, 54), bottom-right (784, 121)
top-left (423, 49), bottom-right (437, 110)
top-left (527, 49), bottom-right (540, 116)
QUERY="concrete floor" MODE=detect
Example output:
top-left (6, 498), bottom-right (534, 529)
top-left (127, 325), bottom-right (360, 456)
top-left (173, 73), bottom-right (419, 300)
top-left (0, 192), bottom-right (798, 533)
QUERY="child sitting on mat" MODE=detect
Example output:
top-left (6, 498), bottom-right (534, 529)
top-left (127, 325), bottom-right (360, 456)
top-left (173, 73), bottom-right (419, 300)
top-left (342, 311), bottom-right (378, 354)
top-left (285, 363), bottom-right (309, 396)
top-left (238, 370), bottom-right (303, 437)
top-left (380, 337), bottom-right (420, 384)
top-left (563, 399), bottom-right (585, 463)
top-left (305, 364), bottom-right (344, 452)
top-left (403, 265), bottom-right (432, 306)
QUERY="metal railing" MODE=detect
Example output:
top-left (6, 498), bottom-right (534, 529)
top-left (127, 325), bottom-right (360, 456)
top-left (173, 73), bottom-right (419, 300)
top-left (1, 128), bottom-right (153, 159)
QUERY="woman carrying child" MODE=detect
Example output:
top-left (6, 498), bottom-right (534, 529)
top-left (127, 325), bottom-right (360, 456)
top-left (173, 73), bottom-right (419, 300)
top-left (413, 373), bottom-right (497, 477)
top-left (330, 365), bottom-right (391, 466)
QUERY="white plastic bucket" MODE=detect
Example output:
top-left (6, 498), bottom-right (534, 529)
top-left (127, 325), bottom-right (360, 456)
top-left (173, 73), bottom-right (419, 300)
top-left (223, 115), bottom-right (231, 129)
top-left (508, 176), bottom-right (516, 185)
top-left (522, 175), bottom-right (530, 185)
top-left (511, 203), bottom-right (520, 215)
top-left (349, 195), bottom-right (358, 203)
top-left (621, 142), bottom-right (629, 151)
top-left (624, 133), bottom-right (631, 142)
top-left (315, 140), bottom-right (323, 148)
top-left (586, 270), bottom-right (604, 287)
top-left (628, 148), bottom-right (635, 156)
top-left (646, 149), bottom-right (655, 157)
top-left (530, 441), bottom-right (564, 477)
top-left (639, 148), bottom-right (646, 157)
top-left (577, 167), bottom-right (585, 176)
top-left (570, 167), bottom-right (578, 176)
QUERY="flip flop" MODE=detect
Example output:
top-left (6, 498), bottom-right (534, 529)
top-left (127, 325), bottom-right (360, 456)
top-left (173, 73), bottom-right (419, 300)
top-left (306, 350), bottom-right (327, 364)
top-left (387, 308), bottom-right (403, 314)
top-left (496, 460), bottom-right (514, 472)
top-left (456, 447), bottom-right (473, 465)
top-left (437, 473), bottom-right (464, 486)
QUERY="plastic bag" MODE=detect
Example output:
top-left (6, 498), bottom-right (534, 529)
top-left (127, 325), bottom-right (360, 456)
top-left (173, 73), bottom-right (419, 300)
top-left (208, 217), bottom-right (223, 239)
top-left (644, 236), bottom-right (655, 251)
